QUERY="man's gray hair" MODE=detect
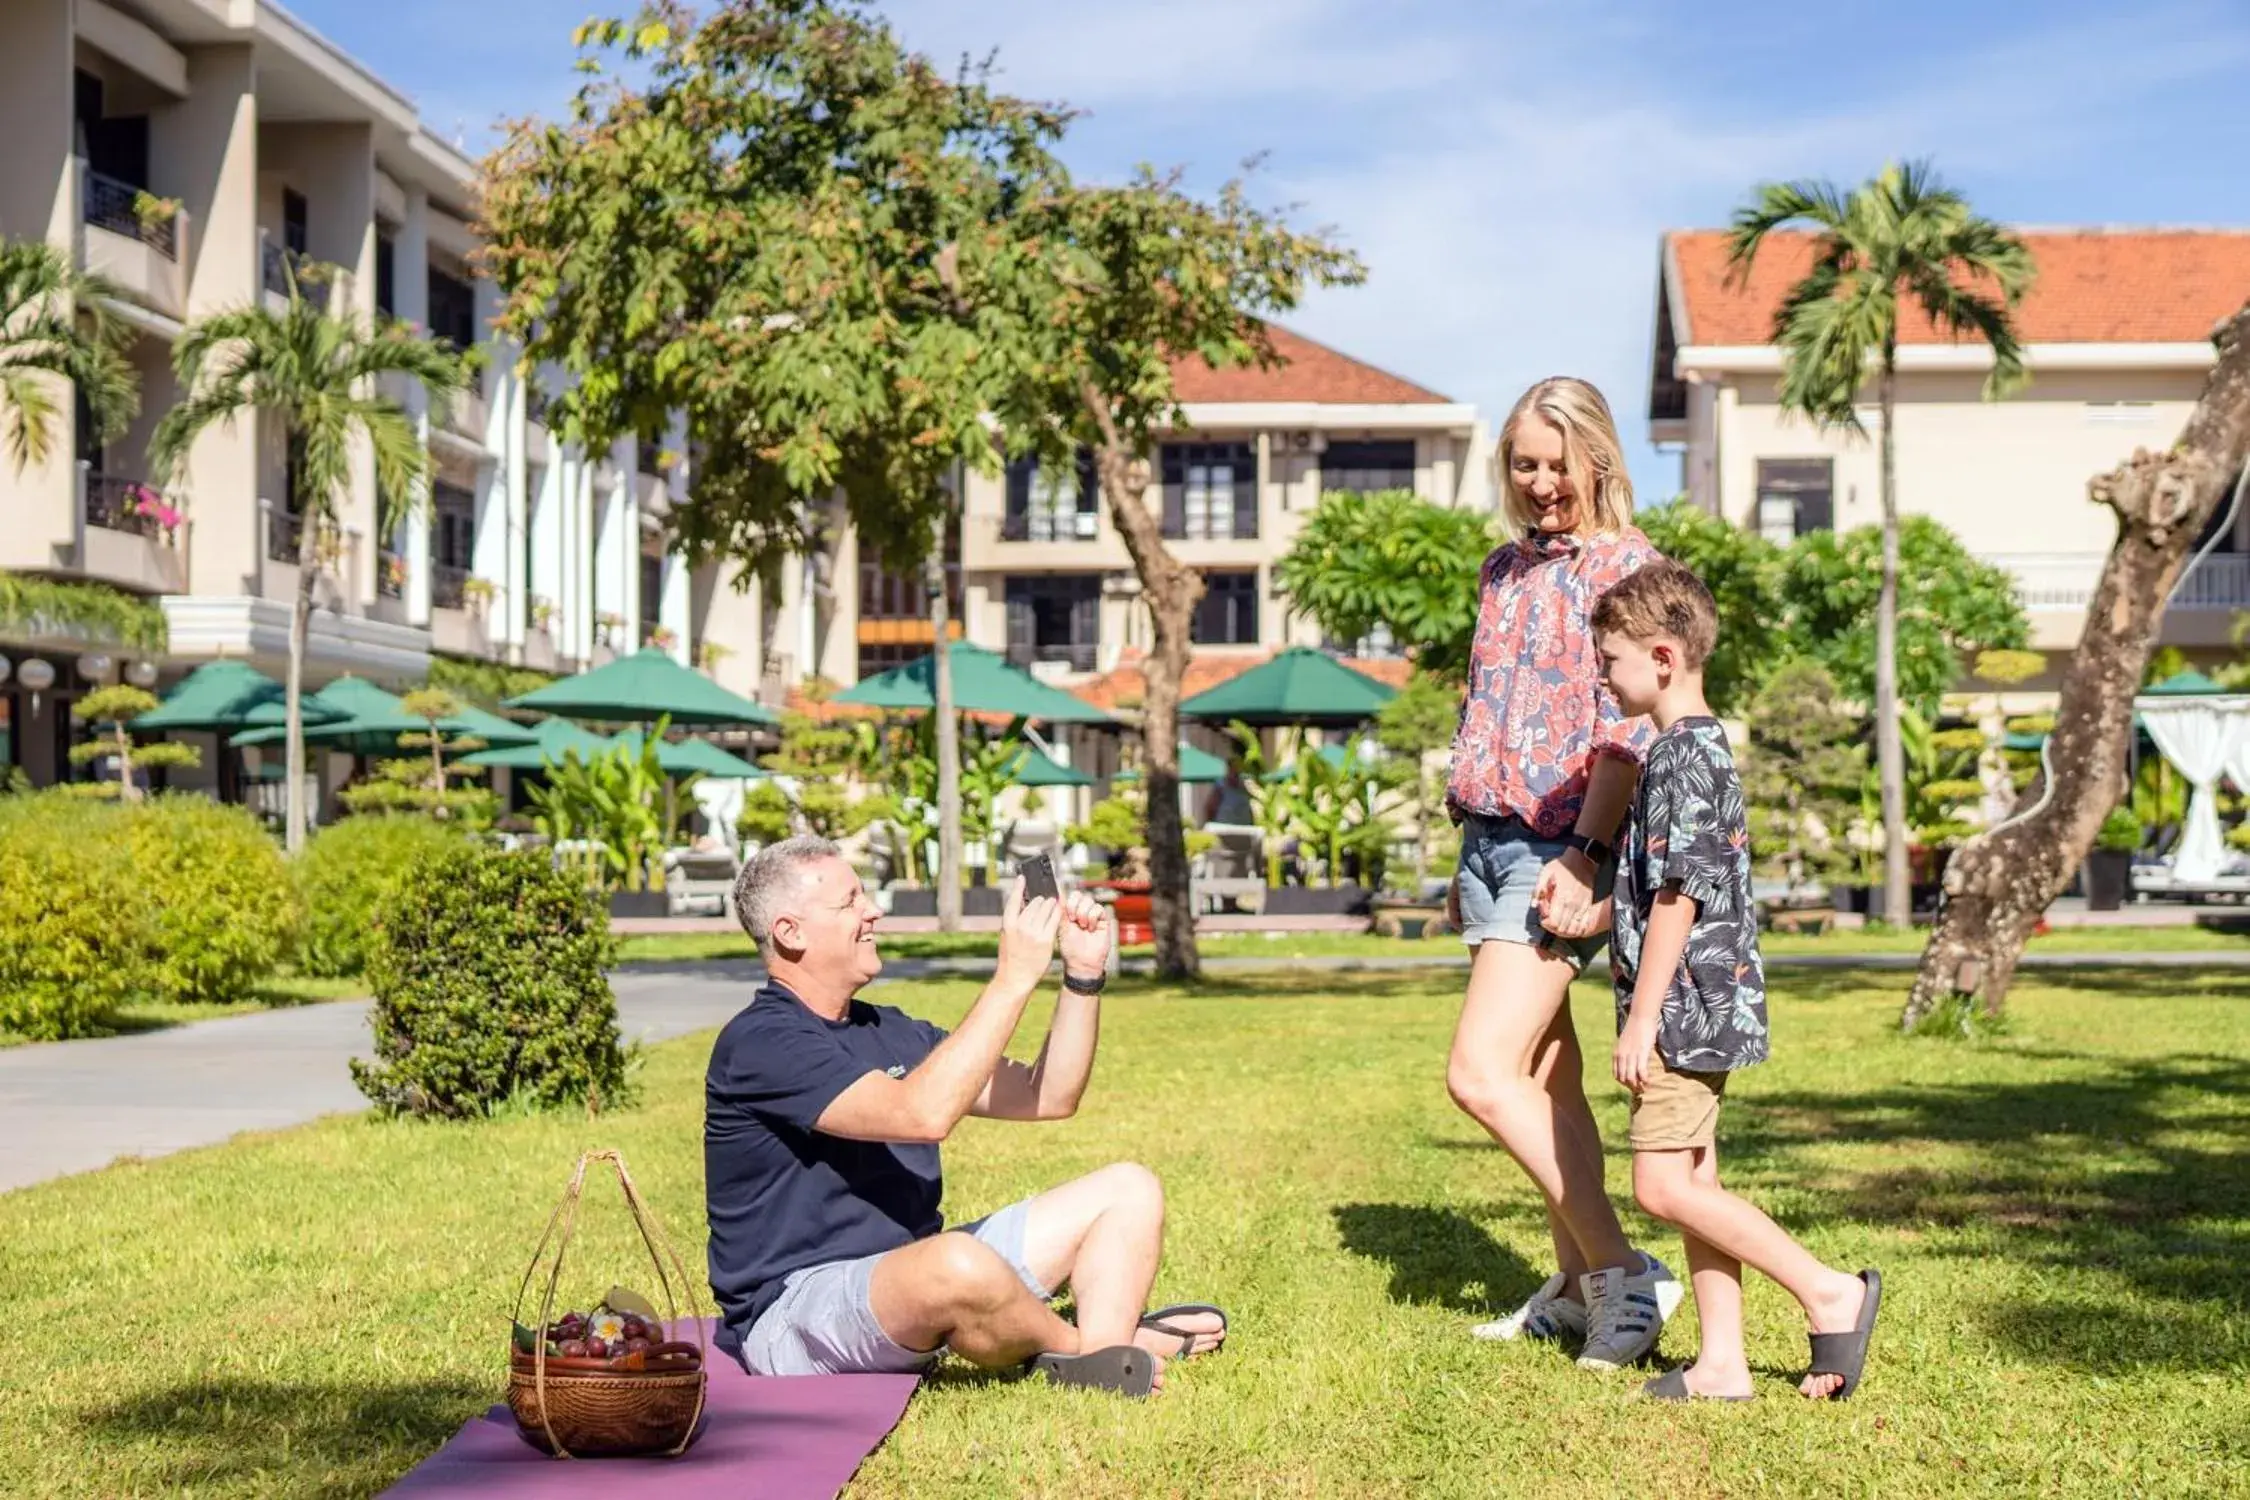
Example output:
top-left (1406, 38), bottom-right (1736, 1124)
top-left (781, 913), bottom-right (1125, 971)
top-left (733, 835), bottom-right (843, 952)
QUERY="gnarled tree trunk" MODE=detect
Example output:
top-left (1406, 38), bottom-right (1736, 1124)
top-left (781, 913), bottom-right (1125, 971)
top-left (1086, 383), bottom-right (1204, 978)
top-left (1904, 302), bottom-right (2250, 1027)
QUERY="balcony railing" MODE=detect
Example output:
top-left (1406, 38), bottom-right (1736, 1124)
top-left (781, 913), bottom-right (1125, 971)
top-left (260, 235), bottom-right (340, 309)
top-left (1001, 510), bottom-right (1099, 543)
top-left (82, 171), bottom-right (178, 260)
top-left (430, 561), bottom-right (470, 611)
top-left (1987, 551), bottom-right (2250, 613)
top-left (1006, 642), bottom-right (1098, 673)
top-left (83, 475), bottom-right (177, 542)
top-left (1318, 468), bottom-right (1418, 496)
top-left (268, 507), bottom-right (306, 565)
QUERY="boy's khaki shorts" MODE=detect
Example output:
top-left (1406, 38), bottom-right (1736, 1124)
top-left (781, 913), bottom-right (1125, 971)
top-left (1629, 1052), bottom-right (1729, 1150)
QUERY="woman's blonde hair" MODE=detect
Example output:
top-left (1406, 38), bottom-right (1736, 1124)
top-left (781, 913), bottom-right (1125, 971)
top-left (1496, 377), bottom-right (1635, 538)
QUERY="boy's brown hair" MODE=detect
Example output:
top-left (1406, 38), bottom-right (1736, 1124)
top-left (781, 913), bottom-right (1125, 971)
top-left (1592, 560), bottom-right (1719, 668)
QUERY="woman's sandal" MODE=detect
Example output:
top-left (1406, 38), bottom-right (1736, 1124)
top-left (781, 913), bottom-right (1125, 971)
top-left (1805, 1269), bottom-right (1883, 1401)
top-left (1641, 1365), bottom-right (1754, 1402)
top-left (1138, 1303), bottom-right (1228, 1361)
top-left (1030, 1345), bottom-right (1158, 1398)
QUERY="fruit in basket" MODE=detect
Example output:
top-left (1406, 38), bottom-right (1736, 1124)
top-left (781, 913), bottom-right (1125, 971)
top-left (558, 1339), bottom-right (588, 1359)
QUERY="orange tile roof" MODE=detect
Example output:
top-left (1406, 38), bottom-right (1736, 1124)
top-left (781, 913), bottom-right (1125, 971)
top-left (1168, 324), bottom-right (1454, 405)
top-left (1071, 648), bottom-right (1414, 716)
top-left (1667, 228), bottom-right (2250, 348)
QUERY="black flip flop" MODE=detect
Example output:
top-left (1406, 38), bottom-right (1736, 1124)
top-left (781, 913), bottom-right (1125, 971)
top-left (1642, 1366), bottom-right (1753, 1402)
top-left (1031, 1345), bottom-right (1158, 1398)
top-left (1139, 1302), bottom-right (1228, 1360)
top-left (1805, 1269), bottom-right (1883, 1401)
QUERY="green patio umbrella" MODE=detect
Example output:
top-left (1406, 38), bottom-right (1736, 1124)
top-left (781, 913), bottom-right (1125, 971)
top-left (608, 730), bottom-right (767, 779)
top-left (1008, 744), bottom-right (1093, 788)
top-left (505, 647), bottom-right (780, 726)
top-left (459, 716), bottom-right (611, 771)
top-left (230, 677), bottom-right (538, 751)
top-left (133, 660), bottom-right (346, 733)
top-left (1114, 742), bottom-right (1229, 785)
top-left (1180, 647), bottom-right (1397, 727)
top-left (833, 642), bottom-right (1116, 724)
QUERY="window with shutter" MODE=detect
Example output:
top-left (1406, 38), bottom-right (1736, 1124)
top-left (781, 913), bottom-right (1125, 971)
top-left (1160, 442), bottom-right (1256, 540)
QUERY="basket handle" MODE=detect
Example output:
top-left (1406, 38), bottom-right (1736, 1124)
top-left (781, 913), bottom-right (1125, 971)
top-left (511, 1149), bottom-right (709, 1460)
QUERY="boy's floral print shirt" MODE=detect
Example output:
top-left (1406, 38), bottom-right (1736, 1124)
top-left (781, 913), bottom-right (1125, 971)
top-left (1445, 528), bottom-right (1657, 837)
top-left (1611, 717), bottom-right (1771, 1074)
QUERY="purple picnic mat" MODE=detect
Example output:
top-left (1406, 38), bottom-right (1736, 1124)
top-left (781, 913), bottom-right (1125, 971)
top-left (380, 1321), bottom-right (920, 1500)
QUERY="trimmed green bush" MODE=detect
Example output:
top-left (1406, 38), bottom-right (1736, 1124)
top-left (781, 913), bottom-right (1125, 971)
top-left (352, 844), bottom-right (626, 1119)
top-left (124, 795), bottom-right (298, 1004)
top-left (293, 816), bottom-right (469, 978)
top-left (0, 795), bottom-right (153, 1039)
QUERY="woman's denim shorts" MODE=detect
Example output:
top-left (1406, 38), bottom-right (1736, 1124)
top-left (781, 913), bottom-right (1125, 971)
top-left (1455, 814), bottom-right (1613, 971)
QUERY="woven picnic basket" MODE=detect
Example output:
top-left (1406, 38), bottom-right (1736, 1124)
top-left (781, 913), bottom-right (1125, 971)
top-left (506, 1149), bottom-right (709, 1458)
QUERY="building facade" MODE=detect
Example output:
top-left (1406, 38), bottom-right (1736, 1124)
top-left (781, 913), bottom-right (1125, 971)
top-left (846, 327), bottom-right (1492, 688)
top-left (0, 0), bottom-right (785, 789)
top-left (1647, 227), bottom-right (2250, 672)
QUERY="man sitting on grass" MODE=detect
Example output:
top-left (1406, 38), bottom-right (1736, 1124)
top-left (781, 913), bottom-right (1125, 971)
top-left (705, 835), bottom-right (1226, 1399)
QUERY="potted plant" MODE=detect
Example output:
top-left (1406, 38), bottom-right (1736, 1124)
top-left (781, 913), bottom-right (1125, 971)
top-left (1069, 791), bottom-right (1153, 943)
top-left (647, 625), bottom-right (679, 652)
top-left (529, 595), bottom-right (557, 633)
top-left (460, 576), bottom-right (497, 613)
top-left (2083, 806), bottom-right (2141, 912)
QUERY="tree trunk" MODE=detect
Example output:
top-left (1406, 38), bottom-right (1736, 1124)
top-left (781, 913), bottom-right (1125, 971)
top-left (113, 722), bottom-right (140, 804)
top-left (1905, 301), bottom-right (2250, 1026)
top-left (927, 508), bottom-right (963, 933)
top-left (285, 508), bottom-right (320, 854)
top-left (1875, 349), bottom-right (1911, 926)
top-left (1084, 382), bottom-right (1204, 978)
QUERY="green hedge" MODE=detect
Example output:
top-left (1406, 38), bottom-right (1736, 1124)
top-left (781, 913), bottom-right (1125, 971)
top-left (0, 792), bottom-right (290, 1037)
top-left (293, 816), bottom-right (470, 978)
top-left (126, 795), bottom-right (299, 1005)
top-left (352, 844), bottom-right (625, 1119)
top-left (0, 797), bottom-right (153, 1038)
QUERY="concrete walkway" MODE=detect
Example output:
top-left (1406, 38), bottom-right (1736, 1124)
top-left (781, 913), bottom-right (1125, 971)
top-left (7, 946), bottom-right (2249, 1196)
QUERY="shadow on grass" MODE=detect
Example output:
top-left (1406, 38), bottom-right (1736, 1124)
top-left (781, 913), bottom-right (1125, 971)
top-left (79, 1375), bottom-right (486, 1488)
top-left (1731, 1050), bottom-right (2250, 1375)
top-left (1331, 1203), bottom-right (1541, 1316)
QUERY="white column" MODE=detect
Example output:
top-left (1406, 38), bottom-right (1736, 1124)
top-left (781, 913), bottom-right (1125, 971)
top-left (395, 186), bottom-right (433, 627)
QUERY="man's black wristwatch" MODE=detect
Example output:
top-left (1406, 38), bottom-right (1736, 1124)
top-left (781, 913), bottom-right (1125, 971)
top-left (1563, 832), bottom-right (1613, 867)
top-left (1062, 971), bottom-right (1107, 996)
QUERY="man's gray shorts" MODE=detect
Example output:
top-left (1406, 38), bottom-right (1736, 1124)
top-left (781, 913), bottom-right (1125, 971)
top-left (736, 1199), bottom-right (1047, 1376)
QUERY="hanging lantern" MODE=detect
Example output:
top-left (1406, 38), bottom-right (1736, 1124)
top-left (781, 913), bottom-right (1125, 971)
top-left (17, 658), bottom-right (56, 692)
top-left (77, 652), bottom-right (116, 683)
top-left (125, 659), bottom-right (160, 688)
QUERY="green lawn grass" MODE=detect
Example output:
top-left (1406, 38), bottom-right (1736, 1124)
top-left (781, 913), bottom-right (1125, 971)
top-left (614, 920), bottom-right (2250, 966)
top-left (3, 964), bottom-right (2246, 1495)
top-left (0, 973), bottom-right (367, 1049)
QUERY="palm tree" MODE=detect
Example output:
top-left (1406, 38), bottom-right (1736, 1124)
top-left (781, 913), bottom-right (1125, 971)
top-left (1727, 160), bottom-right (2034, 926)
top-left (150, 264), bottom-right (466, 852)
top-left (0, 237), bottom-right (138, 470)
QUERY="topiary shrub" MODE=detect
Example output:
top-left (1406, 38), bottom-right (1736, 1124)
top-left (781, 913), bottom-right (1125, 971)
top-left (123, 795), bottom-right (298, 1004)
top-left (293, 815), bottom-right (470, 978)
top-left (0, 794), bottom-right (154, 1038)
top-left (352, 843), bottom-right (626, 1119)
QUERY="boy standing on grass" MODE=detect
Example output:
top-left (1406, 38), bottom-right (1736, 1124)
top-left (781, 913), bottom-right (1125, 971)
top-left (1590, 561), bottom-right (1883, 1402)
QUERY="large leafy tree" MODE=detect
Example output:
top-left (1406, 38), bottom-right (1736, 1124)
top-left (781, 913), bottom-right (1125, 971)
top-left (151, 268), bottom-right (465, 853)
top-left (1272, 487), bottom-right (1490, 681)
top-left (483, 3), bottom-right (1361, 974)
top-left (1780, 515), bottom-right (2027, 720)
top-left (1728, 160), bottom-right (2033, 926)
top-left (0, 237), bottom-right (137, 470)
top-left (480, 0), bottom-right (1075, 932)
top-left (1002, 174), bottom-right (1362, 976)
top-left (1906, 303), bottom-right (2250, 1026)
top-left (1634, 499), bottom-right (1790, 716)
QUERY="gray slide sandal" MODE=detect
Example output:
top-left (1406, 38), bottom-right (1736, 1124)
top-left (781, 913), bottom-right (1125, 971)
top-left (1805, 1269), bottom-right (1883, 1400)
top-left (1642, 1366), bottom-right (1754, 1402)
top-left (1031, 1345), bottom-right (1158, 1398)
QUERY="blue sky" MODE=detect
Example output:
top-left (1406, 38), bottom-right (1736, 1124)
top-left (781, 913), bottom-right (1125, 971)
top-left (295, 0), bottom-right (2250, 496)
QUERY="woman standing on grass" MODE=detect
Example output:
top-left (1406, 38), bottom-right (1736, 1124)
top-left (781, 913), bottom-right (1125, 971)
top-left (1443, 376), bottom-right (1682, 1370)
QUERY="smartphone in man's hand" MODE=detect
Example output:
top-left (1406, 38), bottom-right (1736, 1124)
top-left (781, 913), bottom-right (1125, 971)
top-left (1019, 852), bottom-right (1060, 904)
